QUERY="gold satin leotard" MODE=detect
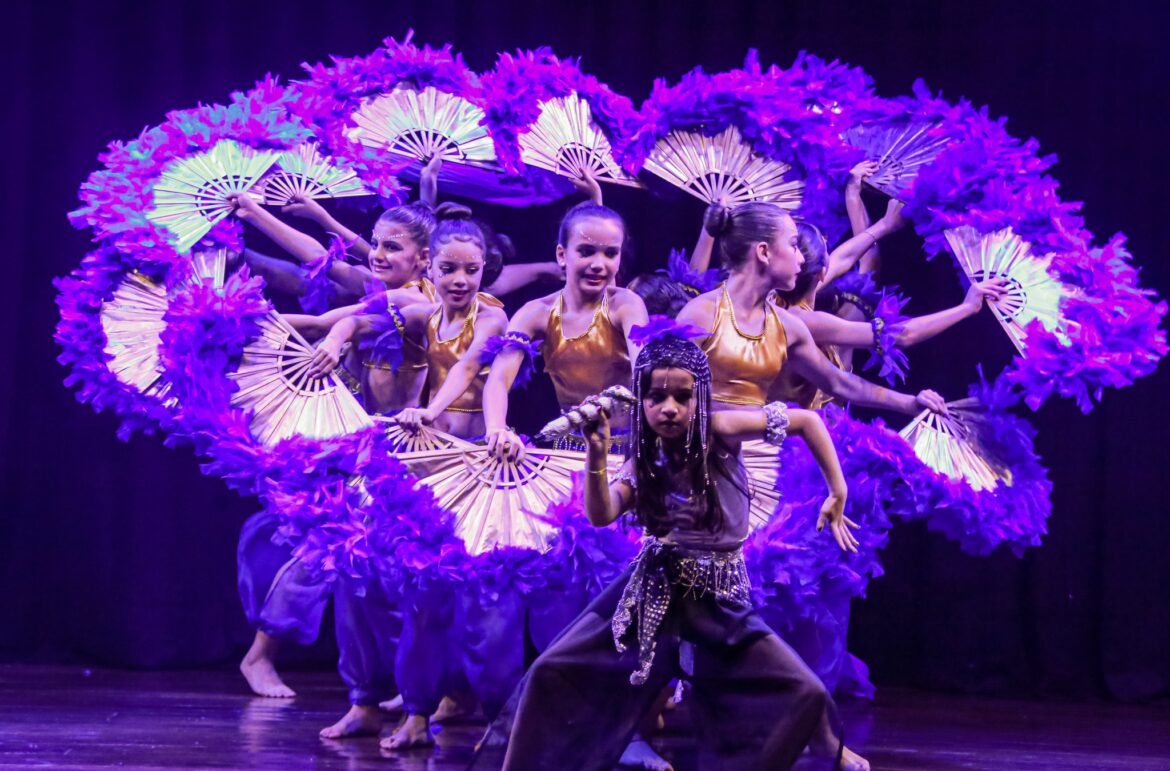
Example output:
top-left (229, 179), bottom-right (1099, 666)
top-left (768, 298), bottom-right (843, 409)
top-left (424, 294), bottom-right (503, 413)
top-left (363, 277), bottom-right (436, 373)
top-left (701, 285), bottom-right (789, 407)
top-left (541, 291), bottom-right (632, 408)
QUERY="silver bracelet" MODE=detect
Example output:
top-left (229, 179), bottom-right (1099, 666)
top-left (762, 402), bottom-right (790, 446)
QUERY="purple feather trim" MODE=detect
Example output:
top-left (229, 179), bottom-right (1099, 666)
top-left (479, 332), bottom-right (541, 389)
top-left (862, 292), bottom-right (911, 384)
top-left (829, 270), bottom-right (882, 319)
top-left (356, 293), bottom-right (406, 371)
top-left (298, 233), bottom-right (349, 314)
top-left (661, 249), bottom-right (724, 295)
top-left (628, 315), bottom-right (707, 346)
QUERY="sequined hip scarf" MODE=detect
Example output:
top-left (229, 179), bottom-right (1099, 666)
top-left (611, 538), bottom-right (752, 685)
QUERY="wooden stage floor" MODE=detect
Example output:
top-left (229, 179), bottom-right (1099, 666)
top-left (1, 665), bottom-right (1168, 769)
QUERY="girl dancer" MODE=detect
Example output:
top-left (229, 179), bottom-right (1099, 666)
top-left (231, 195), bottom-right (435, 698)
top-left (771, 219), bottom-right (1007, 408)
top-left (312, 203), bottom-right (509, 746)
top-left (483, 201), bottom-right (649, 460)
top-left (678, 202), bottom-right (948, 417)
top-left (500, 330), bottom-right (861, 770)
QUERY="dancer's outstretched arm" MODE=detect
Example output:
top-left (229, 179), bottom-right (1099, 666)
top-left (845, 161), bottom-right (881, 275)
top-left (800, 278), bottom-right (1008, 349)
top-left (483, 300), bottom-right (548, 461)
top-left (823, 200), bottom-right (905, 286)
top-left (396, 304), bottom-right (508, 428)
top-left (780, 308), bottom-right (946, 415)
top-left (712, 407), bottom-right (856, 552)
top-left (280, 195), bottom-right (371, 260)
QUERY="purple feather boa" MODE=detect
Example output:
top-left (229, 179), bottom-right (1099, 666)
top-left (69, 77), bottom-right (310, 269)
top-left (290, 31), bottom-right (477, 203)
top-left (58, 40), bottom-right (1164, 603)
top-left (481, 48), bottom-right (641, 176)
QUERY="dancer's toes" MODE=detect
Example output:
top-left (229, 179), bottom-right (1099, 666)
top-left (840, 746), bottom-right (870, 771)
top-left (379, 694), bottom-right (403, 713)
top-left (318, 705), bottom-right (382, 739)
top-left (430, 695), bottom-right (473, 723)
top-left (380, 714), bottom-right (434, 751)
top-left (618, 738), bottom-right (673, 771)
top-left (239, 656), bottom-right (295, 698)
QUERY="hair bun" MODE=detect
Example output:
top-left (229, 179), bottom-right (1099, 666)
top-left (435, 201), bottom-right (473, 221)
top-left (703, 203), bottom-right (732, 238)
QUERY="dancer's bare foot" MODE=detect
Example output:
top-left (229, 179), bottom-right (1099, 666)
top-left (380, 714), bottom-right (434, 751)
top-left (240, 631), bottom-right (295, 698)
top-left (619, 737), bottom-right (673, 770)
top-left (378, 694), bottom-right (403, 713)
top-left (430, 694), bottom-right (473, 723)
top-left (839, 746), bottom-right (870, 771)
top-left (318, 705), bottom-right (382, 739)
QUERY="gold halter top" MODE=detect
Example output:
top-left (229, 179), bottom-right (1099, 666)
top-left (424, 294), bottom-right (503, 413)
top-left (367, 277), bottom-right (436, 373)
top-left (768, 299), bottom-right (841, 410)
top-left (701, 285), bottom-right (789, 407)
top-left (542, 291), bottom-right (632, 408)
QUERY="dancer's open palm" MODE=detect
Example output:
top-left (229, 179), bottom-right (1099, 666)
top-left (817, 494), bottom-right (860, 553)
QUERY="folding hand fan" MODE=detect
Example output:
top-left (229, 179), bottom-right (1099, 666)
top-left (899, 398), bottom-right (1013, 491)
top-left (740, 439), bottom-right (785, 532)
top-left (944, 226), bottom-right (1071, 353)
top-left (517, 92), bottom-right (641, 187)
top-left (228, 312), bottom-right (373, 447)
top-left (253, 143), bottom-right (370, 205)
top-left (372, 416), bottom-right (476, 454)
top-left (395, 446), bottom-right (624, 555)
top-left (642, 124), bottom-right (804, 208)
top-left (146, 139), bottom-right (280, 252)
top-left (842, 119), bottom-right (951, 200)
top-left (100, 249), bottom-right (228, 405)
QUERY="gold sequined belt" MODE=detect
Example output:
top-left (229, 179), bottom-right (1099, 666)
top-left (611, 538), bottom-right (751, 685)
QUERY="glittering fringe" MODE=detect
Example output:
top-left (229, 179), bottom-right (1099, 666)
top-left (612, 539), bottom-right (750, 685)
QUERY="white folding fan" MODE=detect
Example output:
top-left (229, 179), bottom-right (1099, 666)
top-left (228, 312), bottom-right (373, 447)
top-left (518, 92), bottom-right (641, 187)
top-left (253, 142), bottom-right (371, 205)
top-left (899, 398), bottom-right (1013, 492)
top-left (740, 439), bottom-right (786, 532)
top-left (842, 119), bottom-right (951, 200)
top-left (396, 446), bottom-right (624, 555)
top-left (100, 249), bottom-right (228, 406)
top-left (146, 139), bottom-right (280, 252)
top-left (944, 226), bottom-right (1072, 354)
top-left (643, 124), bottom-right (804, 208)
top-left (372, 416), bottom-right (477, 454)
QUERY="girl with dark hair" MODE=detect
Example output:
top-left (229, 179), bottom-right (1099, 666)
top-left (771, 217), bottom-right (1006, 408)
top-left (677, 202), bottom-right (949, 417)
top-left (307, 202), bottom-right (511, 748)
top-left (483, 200), bottom-right (649, 459)
top-left (499, 331), bottom-right (861, 770)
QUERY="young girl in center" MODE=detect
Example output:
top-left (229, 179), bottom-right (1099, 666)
top-left (483, 201), bottom-right (649, 460)
top-left (497, 329), bottom-right (859, 770)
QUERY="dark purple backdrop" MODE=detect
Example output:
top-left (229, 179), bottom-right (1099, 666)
top-left (2, 0), bottom-right (1168, 702)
